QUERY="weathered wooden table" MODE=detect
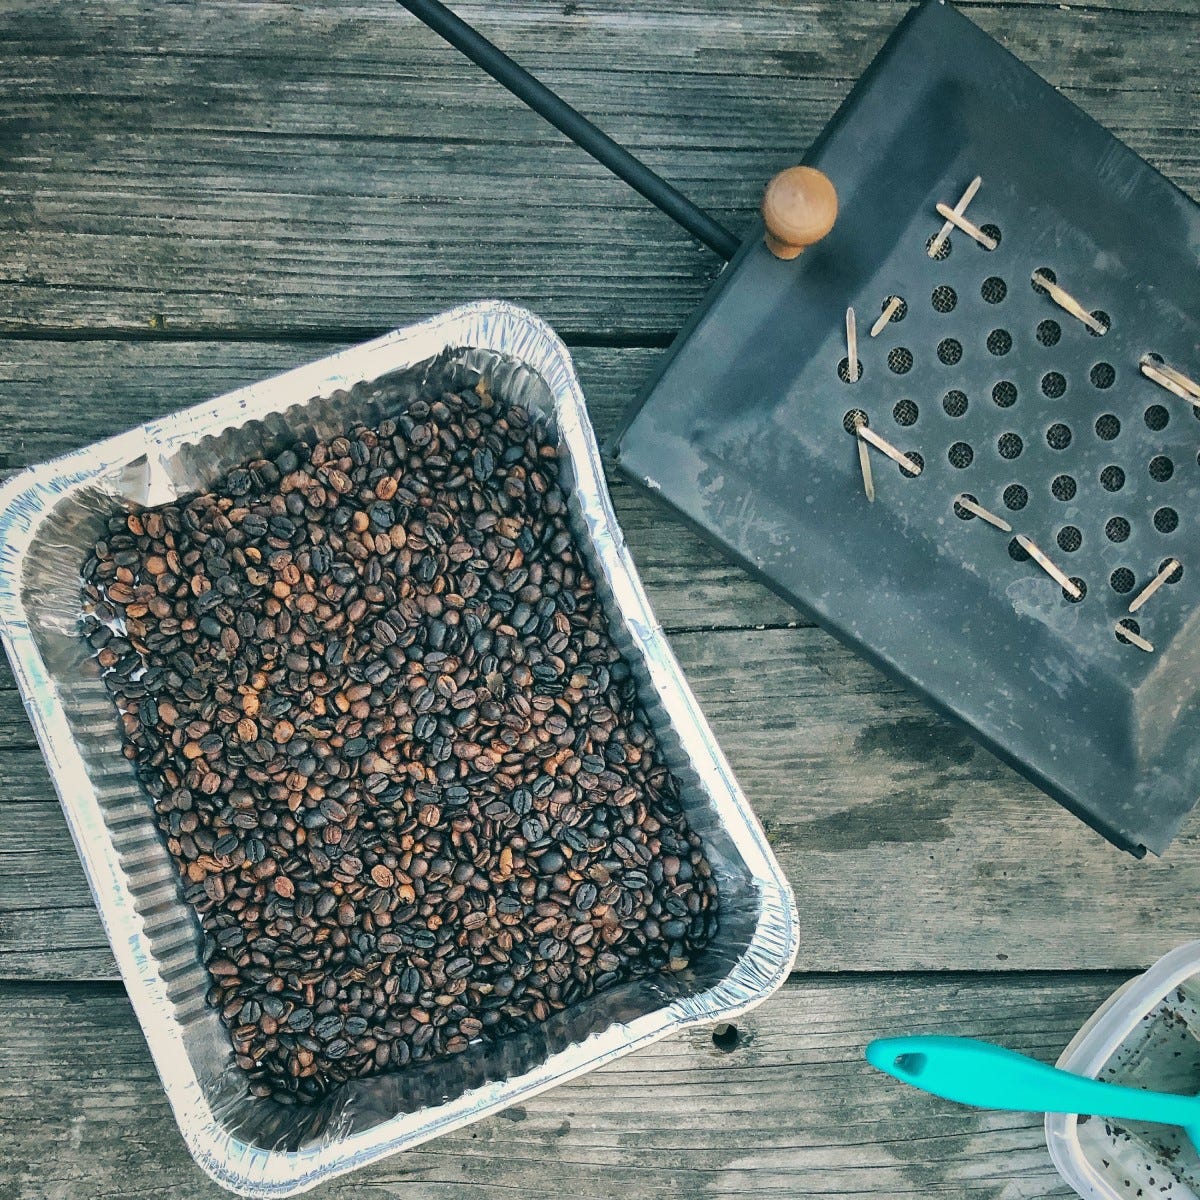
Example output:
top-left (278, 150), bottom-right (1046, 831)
top-left (2, 2), bottom-right (1198, 1195)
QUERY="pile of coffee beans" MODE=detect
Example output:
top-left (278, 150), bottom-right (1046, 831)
top-left (81, 378), bottom-right (718, 1103)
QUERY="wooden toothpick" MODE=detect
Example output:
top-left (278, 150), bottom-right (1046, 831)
top-left (1015, 535), bottom-right (1081, 599)
top-left (1129, 559), bottom-right (1180, 614)
top-left (955, 495), bottom-right (1012, 532)
top-left (1155, 360), bottom-right (1200, 399)
top-left (857, 424), bottom-right (922, 475)
top-left (934, 203), bottom-right (998, 250)
top-left (929, 176), bottom-right (981, 257)
top-left (853, 416), bottom-right (875, 503)
top-left (1116, 622), bottom-right (1154, 653)
top-left (870, 296), bottom-right (903, 338)
top-left (1140, 356), bottom-right (1200, 408)
top-left (846, 307), bottom-right (859, 382)
top-left (1031, 271), bottom-right (1106, 335)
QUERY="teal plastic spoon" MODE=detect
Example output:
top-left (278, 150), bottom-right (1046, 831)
top-left (866, 1035), bottom-right (1200, 1149)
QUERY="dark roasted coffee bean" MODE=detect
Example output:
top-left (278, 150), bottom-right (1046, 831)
top-left (369, 502), bottom-right (395, 530)
top-left (538, 849), bottom-right (564, 875)
top-left (563, 828), bottom-right (589, 853)
top-left (314, 1015), bottom-right (343, 1041)
top-left (82, 382), bottom-right (717, 1105)
top-left (472, 447), bottom-right (494, 480)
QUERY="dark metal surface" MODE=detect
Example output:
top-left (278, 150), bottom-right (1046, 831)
top-left (616, 0), bottom-right (1200, 855)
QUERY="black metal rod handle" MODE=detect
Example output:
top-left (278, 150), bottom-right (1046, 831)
top-left (395, 0), bottom-right (741, 260)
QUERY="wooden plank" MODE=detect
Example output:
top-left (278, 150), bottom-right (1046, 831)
top-left (0, 971), bottom-right (1125, 1198)
top-left (5, 625), bottom-right (1200, 980)
top-left (0, 0), bottom-right (1196, 337)
top-left (0, 910), bottom-right (116, 982)
top-left (0, 338), bottom-right (798, 629)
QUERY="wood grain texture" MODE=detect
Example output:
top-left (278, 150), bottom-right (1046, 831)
top-left (1, 0), bottom-right (1196, 337)
top-left (0, 972), bottom-right (1126, 1199)
top-left (1, 2), bottom-right (1197, 1193)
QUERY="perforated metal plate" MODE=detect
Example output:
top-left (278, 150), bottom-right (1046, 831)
top-left (615, 0), bottom-right (1200, 855)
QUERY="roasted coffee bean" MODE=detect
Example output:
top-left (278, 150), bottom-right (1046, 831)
top-left (82, 379), bottom-right (717, 1105)
top-left (538, 849), bottom-right (565, 875)
top-left (314, 1015), bottom-right (343, 1041)
top-left (563, 828), bottom-right (590, 853)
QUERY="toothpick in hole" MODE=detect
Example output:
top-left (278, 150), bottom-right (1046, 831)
top-left (1129, 559), bottom-right (1180, 614)
top-left (929, 176), bottom-right (981, 258)
top-left (1116, 622), bottom-right (1154, 654)
top-left (870, 297), bottom-right (903, 338)
top-left (857, 424), bottom-right (922, 476)
top-left (845, 307), bottom-right (859, 382)
top-left (934, 203), bottom-right (998, 251)
top-left (1015, 534), bottom-right (1081, 599)
top-left (1140, 356), bottom-right (1200, 408)
top-left (1031, 271), bottom-right (1107, 335)
top-left (955, 495), bottom-right (1011, 532)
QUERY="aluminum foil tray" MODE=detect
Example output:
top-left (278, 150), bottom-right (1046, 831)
top-left (0, 302), bottom-right (798, 1196)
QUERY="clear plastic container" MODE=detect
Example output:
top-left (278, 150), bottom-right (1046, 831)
top-left (0, 302), bottom-right (799, 1196)
top-left (1048, 940), bottom-right (1200, 1199)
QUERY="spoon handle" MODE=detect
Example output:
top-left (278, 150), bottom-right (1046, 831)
top-left (866, 1035), bottom-right (1200, 1128)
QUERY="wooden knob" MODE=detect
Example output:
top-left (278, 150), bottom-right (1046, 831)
top-left (762, 166), bottom-right (838, 260)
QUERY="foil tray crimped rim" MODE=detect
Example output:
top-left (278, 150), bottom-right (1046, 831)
top-left (0, 301), bottom-right (798, 1197)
